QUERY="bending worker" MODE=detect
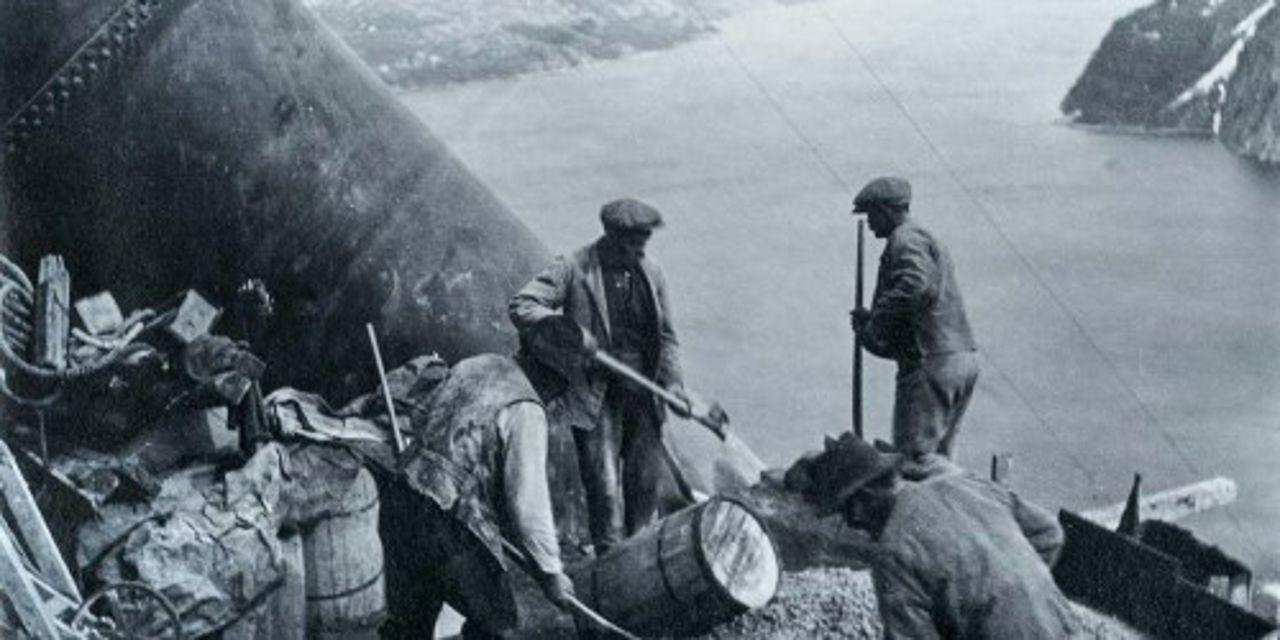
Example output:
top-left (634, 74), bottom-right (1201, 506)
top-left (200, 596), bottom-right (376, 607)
top-left (808, 435), bottom-right (1081, 639)
top-left (378, 352), bottom-right (574, 639)
top-left (849, 176), bottom-right (979, 461)
top-left (510, 197), bottom-right (690, 554)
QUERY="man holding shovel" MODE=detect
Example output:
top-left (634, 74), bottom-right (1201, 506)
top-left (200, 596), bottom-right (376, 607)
top-left (849, 177), bottom-right (979, 463)
top-left (510, 198), bottom-right (716, 554)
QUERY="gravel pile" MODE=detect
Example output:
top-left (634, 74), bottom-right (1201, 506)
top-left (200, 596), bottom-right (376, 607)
top-left (696, 568), bottom-right (1149, 639)
top-left (699, 568), bottom-right (882, 639)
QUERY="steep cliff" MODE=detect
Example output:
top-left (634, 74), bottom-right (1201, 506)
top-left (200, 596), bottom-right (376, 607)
top-left (1220, 5), bottom-right (1280, 163)
top-left (1062, 0), bottom-right (1274, 134)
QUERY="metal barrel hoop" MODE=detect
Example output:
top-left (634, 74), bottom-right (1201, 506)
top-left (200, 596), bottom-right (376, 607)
top-left (71, 580), bottom-right (184, 640)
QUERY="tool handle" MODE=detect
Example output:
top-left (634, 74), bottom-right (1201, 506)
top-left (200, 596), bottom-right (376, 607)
top-left (591, 350), bottom-right (729, 437)
top-left (366, 323), bottom-right (406, 455)
top-left (593, 350), bottom-right (688, 408)
top-left (853, 218), bottom-right (865, 439)
top-left (499, 539), bottom-right (639, 640)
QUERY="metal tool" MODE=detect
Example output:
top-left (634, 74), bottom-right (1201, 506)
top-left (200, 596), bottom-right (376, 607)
top-left (591, 350), bottom-right (730, 440)
top-left (499, 538), bottom-right (639, 640)
top-left (365, 323), bottom-right (406, 455)
top-left (853, 217), bottom-right (865, 439)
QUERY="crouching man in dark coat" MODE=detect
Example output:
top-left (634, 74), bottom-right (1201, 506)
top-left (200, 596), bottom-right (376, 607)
top-left (377, 352), bottom-right (574, 639)
top-left (807, 436), bottom-right (1080, 639)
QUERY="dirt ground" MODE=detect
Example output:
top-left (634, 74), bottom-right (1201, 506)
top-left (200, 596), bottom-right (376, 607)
top-left (695, 567), bottom-right (1147, 639)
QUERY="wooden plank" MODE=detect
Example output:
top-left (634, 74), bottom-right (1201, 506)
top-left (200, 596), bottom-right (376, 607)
top-left (0, 440), bottom-right (80, 600)
top-left (28, 571), bottom-right (81, 614)
top-left (73, 291), bottom-right (123, 336)
top-left (165, 290), bottom-right (220, 344)
top-left (0, 509), bottom-right (62, 639)
top-left (32, 254), bottom-right (69, 370)
top-left (1082, 477), bottom-right (1237, 530)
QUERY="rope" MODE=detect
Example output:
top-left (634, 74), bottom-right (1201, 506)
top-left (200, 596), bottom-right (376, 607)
top-left (978, 351), bottom-right (1103, 494)
top-left (813, 3), bottom-right (1261, 555)
top-left (677, 0), bottom-right (852, 193)
top-left (674, 0), bottom-right (1107, 495)
top-left (0, 273), bottom-right (152, 400)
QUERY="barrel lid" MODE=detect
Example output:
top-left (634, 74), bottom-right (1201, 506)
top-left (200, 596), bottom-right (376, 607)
top-left (696, 497), bottom-right (780, 609)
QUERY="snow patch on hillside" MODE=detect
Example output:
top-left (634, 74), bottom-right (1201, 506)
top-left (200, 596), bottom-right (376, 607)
top-left (1166, 0), bottom-right (1275, 115)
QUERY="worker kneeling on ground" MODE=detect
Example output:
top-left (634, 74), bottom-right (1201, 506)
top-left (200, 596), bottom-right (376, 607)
top-left (377, 350), bottom-right (574, 639)
top-left (808, 435), bottom-right (1081, 639)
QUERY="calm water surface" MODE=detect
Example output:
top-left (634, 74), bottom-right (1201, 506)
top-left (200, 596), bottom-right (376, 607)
top-left (400, 0), bottom-right (1280, 576)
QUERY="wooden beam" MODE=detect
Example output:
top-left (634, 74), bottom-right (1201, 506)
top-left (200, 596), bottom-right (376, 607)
top-left (0, 486), bottom-right (62, 640)
top-left (1082, 477), bottom-right (1237, 530)
top-left (32, 255), bottom-right (69, 371)
top-left (0, 440), bottom-right (80, 600)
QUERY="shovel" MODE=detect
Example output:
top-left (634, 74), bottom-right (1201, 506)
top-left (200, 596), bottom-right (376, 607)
top-left (590, 349), bottom-right (730, 440)
top-left (527, 316), bottom-right (762, 491)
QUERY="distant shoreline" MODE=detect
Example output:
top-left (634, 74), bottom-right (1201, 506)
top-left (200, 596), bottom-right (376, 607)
top-left (1057, 118), bottom-right (1215, 140)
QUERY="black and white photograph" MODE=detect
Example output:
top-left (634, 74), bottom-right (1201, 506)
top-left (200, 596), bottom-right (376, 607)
top-left (2, 0), bottom-right (1280, 637)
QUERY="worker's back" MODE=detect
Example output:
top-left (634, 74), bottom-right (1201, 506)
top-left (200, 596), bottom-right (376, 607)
top-left (873, 473), bottom-right (1079, 639)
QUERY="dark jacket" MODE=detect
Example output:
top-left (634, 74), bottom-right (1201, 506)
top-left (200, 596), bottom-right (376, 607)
top-left (871, 473), bottom-right (1080, 639)
top-left (863, 221), bottom-right (977, 364)
top-left (401, 354), bottom-right (542, 567)
top-left (509, 241), bottom-right (683, 429)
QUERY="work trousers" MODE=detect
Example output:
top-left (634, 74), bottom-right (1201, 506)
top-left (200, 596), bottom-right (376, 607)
top-left (572, 383), bottom-right (666, 554)
top-left (893, 350), bottom-right (980, 459)
top-left (378, 478), bottom-right (517, 639)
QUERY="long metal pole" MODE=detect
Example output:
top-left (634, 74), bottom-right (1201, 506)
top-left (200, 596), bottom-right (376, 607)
top-left (366, 323), bottom-right (406, 455)
top-left (853, 219), bottom-right (865, 439)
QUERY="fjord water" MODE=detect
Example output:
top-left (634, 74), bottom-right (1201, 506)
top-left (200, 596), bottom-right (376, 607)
top-left (400, 0), bottom-right (1280, 576)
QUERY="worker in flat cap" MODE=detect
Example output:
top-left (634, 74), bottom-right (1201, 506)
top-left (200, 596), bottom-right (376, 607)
top-left (807, 434), bottom-right (1079, 639)
top-left (510, 197), bottom-right (692, 554)
top-left (849, 176), bottom-right (980, 464)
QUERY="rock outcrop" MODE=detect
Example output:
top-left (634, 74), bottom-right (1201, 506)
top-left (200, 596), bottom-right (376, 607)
top-left (1064, 0), bottom-right (1280, 165)
top-left (1062, 0), bottom-right (1275, 134)
top-left (1220, 5), bottom-right (1280, 163)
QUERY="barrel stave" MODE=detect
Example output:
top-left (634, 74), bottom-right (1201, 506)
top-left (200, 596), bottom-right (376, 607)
top-left (571, 497), bottom-right (780, 637)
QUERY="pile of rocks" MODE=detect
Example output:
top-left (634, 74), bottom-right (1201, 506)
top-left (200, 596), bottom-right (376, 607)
top-left (698, 567), bottom-right (1147, 640)
top-left (698, 568), bottom-right (882, 640)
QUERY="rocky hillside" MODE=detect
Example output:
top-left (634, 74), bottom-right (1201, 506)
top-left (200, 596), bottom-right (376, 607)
top-left (1062, 0), bottom-right (1274, 133)
top-left (1220, 4), bottom-right (1280, 163)
top-left (303, 0), bottom-right (778, 87)
top-left (1063, 0), bottom-right (1280, 165)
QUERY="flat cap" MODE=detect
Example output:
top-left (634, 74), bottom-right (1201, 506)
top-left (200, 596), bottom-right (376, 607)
top-left (600, 198), bottom-right (664, 232)
top-left (852, 176), bottom-right (912, 212)
top-left (809, 433), bottom-right (903, 516)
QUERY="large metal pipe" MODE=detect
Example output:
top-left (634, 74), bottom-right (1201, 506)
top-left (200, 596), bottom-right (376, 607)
top-left (1, 0), bottom-right (549, 399)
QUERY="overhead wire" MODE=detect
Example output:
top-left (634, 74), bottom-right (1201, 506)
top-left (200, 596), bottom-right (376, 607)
top-left (678, 0), bottom-right (852, 193)
top-left (677, 0), bottom-right (1106, 495)
top-left (812, 2), bottom-right (1261, 555)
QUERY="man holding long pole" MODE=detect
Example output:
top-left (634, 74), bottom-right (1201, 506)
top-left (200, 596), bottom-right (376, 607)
top-left (848, 176), bottom-right (980, 462)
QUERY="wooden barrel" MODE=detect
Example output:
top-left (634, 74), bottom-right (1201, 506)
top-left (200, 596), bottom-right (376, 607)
top-left (571, 497), bottom-right (780, 637)
top-left (303, 467), bottom-right (386, 639)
